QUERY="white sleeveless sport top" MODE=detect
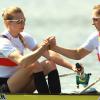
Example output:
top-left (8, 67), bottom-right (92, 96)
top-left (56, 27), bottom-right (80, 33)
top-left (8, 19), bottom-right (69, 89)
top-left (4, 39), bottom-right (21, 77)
top-left (0, 30), bottom-right (37, 77)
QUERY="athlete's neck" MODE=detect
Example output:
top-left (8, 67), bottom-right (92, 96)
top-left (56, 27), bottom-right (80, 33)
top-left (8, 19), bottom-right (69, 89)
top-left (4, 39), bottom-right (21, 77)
top-left (8, 30), bottom-right (19, 38)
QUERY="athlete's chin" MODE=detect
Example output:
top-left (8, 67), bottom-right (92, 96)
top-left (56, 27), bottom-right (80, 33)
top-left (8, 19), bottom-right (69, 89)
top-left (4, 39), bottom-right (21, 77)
top-left (97, 29), bottom-right (100, 32)
top-left (20, 28), bottom-right (24, 32)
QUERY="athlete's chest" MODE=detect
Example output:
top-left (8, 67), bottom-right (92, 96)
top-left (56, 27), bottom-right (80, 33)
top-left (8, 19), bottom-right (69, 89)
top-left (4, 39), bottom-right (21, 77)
top-left (10, 37), bottom-right (24, 53)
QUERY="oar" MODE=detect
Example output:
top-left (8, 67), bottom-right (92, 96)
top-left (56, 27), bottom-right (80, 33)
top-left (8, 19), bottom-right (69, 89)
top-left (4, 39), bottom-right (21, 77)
top-left (59, 72), bottom-right (76, 77)
top-left (46, 72), bottom-right (76, 80)
top-left (80, 77), bottom-right (100, 94)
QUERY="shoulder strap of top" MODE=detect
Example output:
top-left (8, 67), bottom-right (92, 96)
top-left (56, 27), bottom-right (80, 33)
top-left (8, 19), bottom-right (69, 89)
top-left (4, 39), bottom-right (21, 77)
top-left (1, 34), bottom-right (27, 48)
top-left (1, 35), bottom-right (9, 39)
top-left (97, 32), bottom-right (100, 61)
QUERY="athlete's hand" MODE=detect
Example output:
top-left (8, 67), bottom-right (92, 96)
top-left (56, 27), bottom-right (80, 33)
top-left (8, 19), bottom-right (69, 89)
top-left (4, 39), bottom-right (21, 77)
top-left (72, 63), bottom-right (84, 73)
top-left (72, 65), bottom-right (78, 72)
top-left (41, 38), bottom-right (49, 47)
top-left (75, 63), bottom-right (84, 74)
top-left (47, 36), bottom-right (56, 49)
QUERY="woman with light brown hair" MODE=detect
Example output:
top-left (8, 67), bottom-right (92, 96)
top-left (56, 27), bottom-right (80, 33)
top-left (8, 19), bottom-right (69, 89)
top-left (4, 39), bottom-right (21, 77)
top-left (0, 6), bottom-right (77, 94)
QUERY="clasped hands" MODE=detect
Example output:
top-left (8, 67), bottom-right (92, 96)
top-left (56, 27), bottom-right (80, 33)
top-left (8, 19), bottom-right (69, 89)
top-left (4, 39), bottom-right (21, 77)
top-left (40, 36), bottom-right (56, 50)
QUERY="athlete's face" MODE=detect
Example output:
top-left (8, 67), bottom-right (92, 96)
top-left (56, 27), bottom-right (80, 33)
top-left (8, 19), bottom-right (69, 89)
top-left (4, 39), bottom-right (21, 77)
top-left (4, 12), bottom-right (26, 37)
top-left (92, 10), bottom-right (100, 32)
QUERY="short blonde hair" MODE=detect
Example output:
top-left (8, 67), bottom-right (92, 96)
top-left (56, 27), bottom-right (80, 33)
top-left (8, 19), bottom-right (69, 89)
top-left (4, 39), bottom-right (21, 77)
top-left (2, 6), bottom-right (23, 20)
top-left (93, 4), bottom-right (100, 17)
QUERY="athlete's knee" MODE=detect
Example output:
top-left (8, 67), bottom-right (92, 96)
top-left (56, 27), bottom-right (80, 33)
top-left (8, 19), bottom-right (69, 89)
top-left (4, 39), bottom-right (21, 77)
top-left (30, 61), bottom-right (43, 73)
top-left (45, 60), bottom-right (56, 70)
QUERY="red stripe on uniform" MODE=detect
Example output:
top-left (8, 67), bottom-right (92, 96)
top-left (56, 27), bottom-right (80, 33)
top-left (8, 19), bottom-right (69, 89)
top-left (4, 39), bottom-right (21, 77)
top-left (0, 58), bottom-right (17, 67)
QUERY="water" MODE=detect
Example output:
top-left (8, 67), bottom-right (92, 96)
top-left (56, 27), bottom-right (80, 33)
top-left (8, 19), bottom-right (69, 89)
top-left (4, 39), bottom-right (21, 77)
top-left (0, 0), bottom-right (100, 93)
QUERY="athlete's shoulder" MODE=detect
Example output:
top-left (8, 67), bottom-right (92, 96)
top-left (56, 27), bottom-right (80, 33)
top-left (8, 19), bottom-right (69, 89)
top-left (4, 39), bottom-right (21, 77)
top-left (20, 32), bottom-right (36, 41)
top-left (0, 31), bottom-right (11, 42)
top-left (88, 31), bottom-right (98, 40)
top-left (0, 30), bottom-right (9, 36)
top-left (0, 37), bottom-right (11, 45)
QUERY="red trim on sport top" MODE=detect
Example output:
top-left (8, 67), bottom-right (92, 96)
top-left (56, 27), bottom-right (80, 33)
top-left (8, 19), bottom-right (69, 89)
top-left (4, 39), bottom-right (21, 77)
top-left (0, 58), bottom-right (17, 67)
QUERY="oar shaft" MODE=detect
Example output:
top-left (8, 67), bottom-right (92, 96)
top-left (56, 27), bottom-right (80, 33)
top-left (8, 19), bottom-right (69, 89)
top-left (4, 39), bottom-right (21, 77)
top-left (80, 78), bottom-right (100, 94)
top-left (59, 73), bottom-right (76, 77)
top-left (46, 72), bottom-right (75, 80)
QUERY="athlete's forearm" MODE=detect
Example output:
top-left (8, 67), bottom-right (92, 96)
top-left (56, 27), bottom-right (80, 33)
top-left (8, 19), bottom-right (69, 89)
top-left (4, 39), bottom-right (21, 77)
top-left (19, 46), bottom-right (47, 67)
top-left (52, 45), bottom-right (80, 60)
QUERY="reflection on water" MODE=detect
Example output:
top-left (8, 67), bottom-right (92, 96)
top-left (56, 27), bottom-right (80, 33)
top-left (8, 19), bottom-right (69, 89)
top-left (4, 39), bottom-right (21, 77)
top-left (0, 0), bottom-right (100, 93)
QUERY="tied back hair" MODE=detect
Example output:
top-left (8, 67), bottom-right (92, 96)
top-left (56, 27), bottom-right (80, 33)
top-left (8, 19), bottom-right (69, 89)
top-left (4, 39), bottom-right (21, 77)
top-left (19, 34), bottom-right (27, 48)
